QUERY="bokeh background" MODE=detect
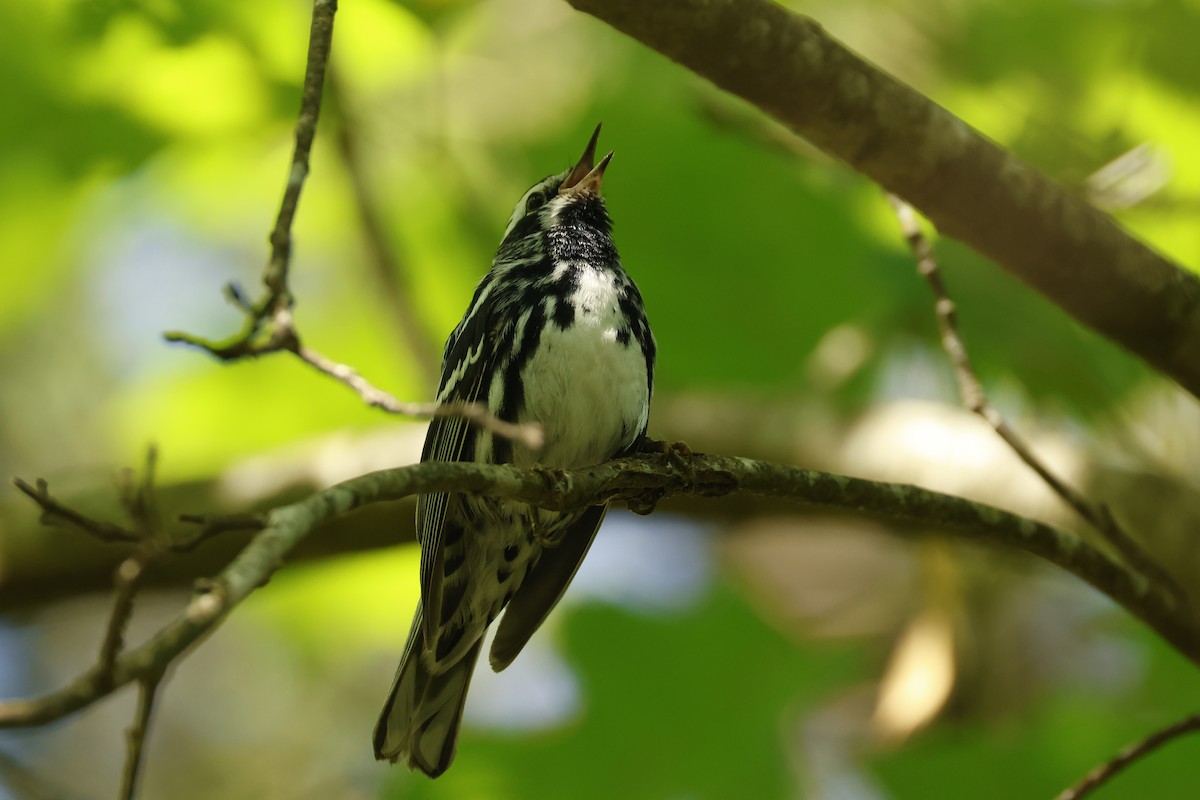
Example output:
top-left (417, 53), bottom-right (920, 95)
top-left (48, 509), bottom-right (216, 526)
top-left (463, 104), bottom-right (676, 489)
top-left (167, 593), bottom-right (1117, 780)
top-left (3, 0), bottom-right (1200, 797)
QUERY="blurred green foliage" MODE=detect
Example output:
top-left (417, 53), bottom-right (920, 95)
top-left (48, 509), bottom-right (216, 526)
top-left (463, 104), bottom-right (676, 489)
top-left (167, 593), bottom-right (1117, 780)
top-left (3, 0), bottom-right (1200, 797)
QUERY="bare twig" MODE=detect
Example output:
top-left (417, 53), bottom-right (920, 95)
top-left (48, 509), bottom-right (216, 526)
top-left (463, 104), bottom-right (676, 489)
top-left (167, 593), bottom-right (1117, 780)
top-left (176, 512), bottom-right (267, 551)
top-left (12, 478), bottom-right (140, 543)
top-left (97, 447), bottom-right (164, 687)
top-left (1055, 714), bottom-right (1200, 800)
top-left (162, 0), bottom-right (337, 360)
top-left (2, 452), bottom-right (1195, 731)
top-left (119, 445), bottom-right (160, 536)
top-left (159, 0), bottom-right (534, 448)
top-left (14, 447), bottom-right (170, 800)
top-left (120, 673), bottom-right (165, 800)
top-left (294, 345), bottom-right (544, 450)
top-left (98, 548), bottom-right (157, 687)
top-left (887, 194), bottom-right (1187, 609)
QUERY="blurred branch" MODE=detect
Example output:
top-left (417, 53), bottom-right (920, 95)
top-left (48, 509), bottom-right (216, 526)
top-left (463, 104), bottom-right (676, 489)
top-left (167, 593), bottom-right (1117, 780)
top-left (1055, 714), bottom-right (1200, 800)
top-left (4, 451), bottom-right (1197, 731)
top-left (12, 477), bottom-right (140, 544)
top-left (565, 0), bottom-right (1200, 399)
top-left (327, 68), bottom-right (441, 390)
top-left (121, 673), bottom-right (164, 800)
top-left (175, 512), bottom-right (266, 549)
top-left (160, 0), bottom-right (537, 449)
top-left (99, 547), bottom-right (155, 687)
top-left (14, 448), bottom-right (171, 800)
top-left (887, 195), bottom-right (1188, 610)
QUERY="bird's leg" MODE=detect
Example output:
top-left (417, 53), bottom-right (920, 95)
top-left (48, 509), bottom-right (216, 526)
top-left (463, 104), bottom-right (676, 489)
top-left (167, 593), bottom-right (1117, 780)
top-left (637, 436), bottom-right (693, 462)
top-left (528, 465), bottom-right (571, 548)
top-left (628, 437), bottom-right (696, 515)
top-left (638, 437), bottom-right (695, 478)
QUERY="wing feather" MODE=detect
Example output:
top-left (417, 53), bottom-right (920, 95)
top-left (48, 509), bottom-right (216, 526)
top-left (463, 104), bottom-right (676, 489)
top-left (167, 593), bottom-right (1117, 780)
top-left (417, 285), bottom-right (503, 643)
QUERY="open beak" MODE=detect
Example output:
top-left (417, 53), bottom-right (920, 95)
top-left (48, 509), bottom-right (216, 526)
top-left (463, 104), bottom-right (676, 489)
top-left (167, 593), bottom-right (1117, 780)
top-left (560, 123), bottom-right (614, 196)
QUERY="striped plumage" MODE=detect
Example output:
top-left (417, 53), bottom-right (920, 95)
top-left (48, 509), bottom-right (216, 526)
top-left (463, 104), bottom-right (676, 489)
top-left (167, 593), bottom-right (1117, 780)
top-left (373, 126), bottom-right (655, 777)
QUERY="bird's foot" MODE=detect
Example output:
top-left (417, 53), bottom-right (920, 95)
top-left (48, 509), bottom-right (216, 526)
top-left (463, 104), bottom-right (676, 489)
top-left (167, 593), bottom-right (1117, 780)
top-left (529, 464), bottom-right (571, 547)
top-left (629, 438), bottom-right (697, 515)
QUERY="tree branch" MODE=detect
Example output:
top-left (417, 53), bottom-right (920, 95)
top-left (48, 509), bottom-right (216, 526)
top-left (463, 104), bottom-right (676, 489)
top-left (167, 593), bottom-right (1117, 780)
top-left (159, 0), bottom-right (537, 449)
top-left (887, 195), bottom-right (1187, 609)
top-left (161, 0), bottom-right (336, 357)
top-left (291, 346), bottom-right (544, 450)
top-left (120, 673), bottom-right (164, 800)
top-left (1055, 714), bottom-right (1200, 800)
top-left (565, 0), bottom-right (1200, 399)
top-left (12, 477), bottom-right (140, 544)
top-left (3, 452), bottom-right (1196, 730)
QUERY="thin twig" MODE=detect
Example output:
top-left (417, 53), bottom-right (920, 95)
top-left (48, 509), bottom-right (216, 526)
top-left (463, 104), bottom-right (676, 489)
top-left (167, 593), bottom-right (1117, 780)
top-left (158, 0), bottom-right (533, 448)
top-left (1055, 714), bottom-right (1200, 800)
top-left (265, 0), bottom-right (337, 300)
top-left (98, 547), bottom-right (156, 688)
top-left (15, 447), bottom-right (167, 799)
top-left (119, 445), bottom-right (159, 537)
top-left (120, 673), bottom-right (165, 800)
top-left (175, 512), bottom-right (266, 551)
top-left (162, 0), bottom-right (338, 360)
top-left (11, 478), bottom-right (140, 543)
top-left (98, 448), bottom-right (163, 686)
top-left (886, 194), bottom-right (1187, 609)
top-left (294, 345), bottom-right (544, 449)
top-left (11, 481), bottom-right (254, 555)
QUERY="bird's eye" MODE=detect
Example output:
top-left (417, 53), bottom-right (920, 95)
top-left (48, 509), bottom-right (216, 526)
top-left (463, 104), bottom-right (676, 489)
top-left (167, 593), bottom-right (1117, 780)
top-left (526, 190), bottom-right (546, 213)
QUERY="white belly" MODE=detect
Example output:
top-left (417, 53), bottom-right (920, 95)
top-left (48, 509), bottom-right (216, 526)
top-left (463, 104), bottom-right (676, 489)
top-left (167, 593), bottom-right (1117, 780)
top-left (516, 271), bottom-right (648, 469)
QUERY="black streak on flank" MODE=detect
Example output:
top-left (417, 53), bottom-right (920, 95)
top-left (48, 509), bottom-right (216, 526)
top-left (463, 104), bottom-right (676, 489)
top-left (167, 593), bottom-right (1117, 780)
top-left (553, 294), bottom-right (575, 329)
top-left (503, 544), bottom-right (521, 561)
top-left (494, 303), bottom-right (547, 465)
top-left (497, 566), bottom-right (512, 584)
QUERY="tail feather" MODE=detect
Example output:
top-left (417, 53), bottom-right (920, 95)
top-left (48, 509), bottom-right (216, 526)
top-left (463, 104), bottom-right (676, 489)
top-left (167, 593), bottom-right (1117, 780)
top-left (374, 605), bottom-right (482, 777)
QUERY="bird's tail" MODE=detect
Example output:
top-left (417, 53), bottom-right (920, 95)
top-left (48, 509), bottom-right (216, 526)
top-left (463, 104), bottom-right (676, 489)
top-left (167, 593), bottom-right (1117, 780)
top-left (373, 607), bottom-right (482, 778)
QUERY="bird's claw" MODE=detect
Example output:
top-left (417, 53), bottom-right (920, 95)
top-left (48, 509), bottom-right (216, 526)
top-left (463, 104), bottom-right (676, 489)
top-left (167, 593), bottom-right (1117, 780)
top-left (529, 465), bottom-right (571, 547)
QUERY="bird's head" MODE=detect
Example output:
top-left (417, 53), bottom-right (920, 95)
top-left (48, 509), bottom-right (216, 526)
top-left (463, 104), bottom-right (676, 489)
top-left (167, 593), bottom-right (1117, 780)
top-left (499, 124), bottom-right (614, 248)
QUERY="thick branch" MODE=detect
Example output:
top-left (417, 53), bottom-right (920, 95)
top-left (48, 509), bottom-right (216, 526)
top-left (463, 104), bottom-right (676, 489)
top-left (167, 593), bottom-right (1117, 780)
top-left (2, 453), bottom-right (1195, 728)
top-left (566, 0), bottom-right (1200, 399)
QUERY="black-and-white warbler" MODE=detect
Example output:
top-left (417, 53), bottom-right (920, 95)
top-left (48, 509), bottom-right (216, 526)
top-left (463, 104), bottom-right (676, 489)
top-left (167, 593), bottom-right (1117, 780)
top-left (373, 125), bottom-right (656, 776)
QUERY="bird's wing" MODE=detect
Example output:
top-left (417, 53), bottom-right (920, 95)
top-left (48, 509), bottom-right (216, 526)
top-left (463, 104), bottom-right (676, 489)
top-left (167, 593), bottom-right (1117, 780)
top-left (417, 284), bottom-right (502, 645)
top-left (488, 503), bottom-right (607, 672)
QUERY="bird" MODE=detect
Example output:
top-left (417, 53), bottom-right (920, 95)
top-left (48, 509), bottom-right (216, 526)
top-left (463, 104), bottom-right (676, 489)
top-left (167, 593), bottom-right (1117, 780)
top-left (373, 124), bottom-right (656, 777)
